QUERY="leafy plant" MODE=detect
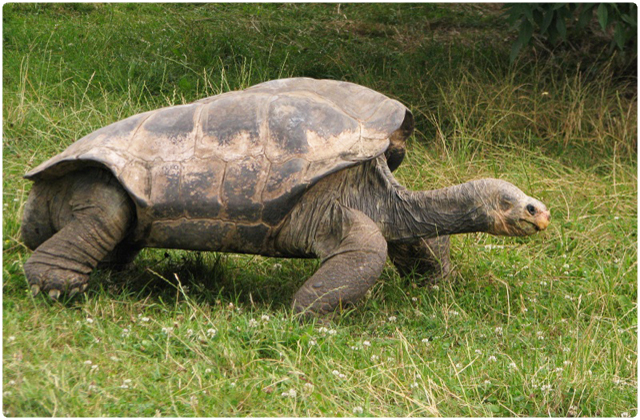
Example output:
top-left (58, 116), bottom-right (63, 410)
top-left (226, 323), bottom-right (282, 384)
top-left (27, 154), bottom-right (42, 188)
top-left (504, 3), bottom-right (638, 63)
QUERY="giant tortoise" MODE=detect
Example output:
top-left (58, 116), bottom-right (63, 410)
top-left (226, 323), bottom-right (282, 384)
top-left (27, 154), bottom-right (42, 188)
top-left (22, 78), bottom-right (550, 316)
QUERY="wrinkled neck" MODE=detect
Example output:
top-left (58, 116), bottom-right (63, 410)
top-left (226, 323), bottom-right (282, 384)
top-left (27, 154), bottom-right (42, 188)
top-left (384, 180), bottom-right (493, 242)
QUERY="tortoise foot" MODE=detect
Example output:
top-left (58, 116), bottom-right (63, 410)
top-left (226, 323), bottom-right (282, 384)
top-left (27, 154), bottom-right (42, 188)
top-left (24, 262), bottom-right (89, 300)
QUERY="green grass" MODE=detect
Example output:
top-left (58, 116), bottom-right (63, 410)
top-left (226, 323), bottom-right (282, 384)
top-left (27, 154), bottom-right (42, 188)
top-left (3, 3), bottom-right (637, 417)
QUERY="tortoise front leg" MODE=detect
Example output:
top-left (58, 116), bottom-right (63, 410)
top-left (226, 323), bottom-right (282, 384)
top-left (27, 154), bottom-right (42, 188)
top-left (388, 236), bottom-right (451, 282)
top-left (279, 206), bottom-right (387, 317)
top-left (22, 169), bottom-right (134, 298)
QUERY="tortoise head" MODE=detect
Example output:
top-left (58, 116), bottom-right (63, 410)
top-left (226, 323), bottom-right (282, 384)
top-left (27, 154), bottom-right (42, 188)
top-left (483, 179), bottom-right (551, 237)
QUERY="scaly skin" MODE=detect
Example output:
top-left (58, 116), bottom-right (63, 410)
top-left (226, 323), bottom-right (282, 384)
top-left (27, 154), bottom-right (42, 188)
top-left (22, 168), bottom-right (134, 298)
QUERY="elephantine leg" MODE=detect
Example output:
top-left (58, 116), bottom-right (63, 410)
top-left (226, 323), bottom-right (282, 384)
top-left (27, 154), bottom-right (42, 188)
top-left (281, 206), bottom-right (387, 317)
top-left (22, 169), bottom-right (134, 298)
top-left (388, 236), bottom-right (451, 282)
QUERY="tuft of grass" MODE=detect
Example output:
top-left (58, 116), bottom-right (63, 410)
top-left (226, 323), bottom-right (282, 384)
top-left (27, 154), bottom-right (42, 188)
top-left (3, 4), bottom-right (636, 417)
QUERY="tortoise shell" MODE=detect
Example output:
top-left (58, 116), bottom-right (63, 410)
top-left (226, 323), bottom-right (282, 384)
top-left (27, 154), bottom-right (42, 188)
top-left (25, 78), bottom-right (414, 253)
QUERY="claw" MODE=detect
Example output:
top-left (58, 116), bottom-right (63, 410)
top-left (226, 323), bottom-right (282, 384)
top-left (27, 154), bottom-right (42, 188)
top-left (49, 289), bottom-right (61, 300)
top-left (31, 285), bottom-right (40, 296)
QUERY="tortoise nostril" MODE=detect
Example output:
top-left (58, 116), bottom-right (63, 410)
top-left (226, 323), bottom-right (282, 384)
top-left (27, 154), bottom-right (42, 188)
top-left (526, 204), bottom-right (536, 216)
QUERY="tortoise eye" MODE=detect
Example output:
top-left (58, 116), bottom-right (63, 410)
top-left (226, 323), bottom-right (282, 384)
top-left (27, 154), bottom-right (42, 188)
top-left (526, 204), bottom-right (536, 215)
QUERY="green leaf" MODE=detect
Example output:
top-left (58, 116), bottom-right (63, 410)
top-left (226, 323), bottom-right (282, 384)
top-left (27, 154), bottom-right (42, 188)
top-left (540, 10), bottom-right (555, 33)
top-left (519, 18), bottom-right (534, 45)
top-left (597, 3), bottom-right (609, 30)
top-left (510, 38), bottom-right (524, 64)
top-left (613, 22), bottom-right (626, 49)
top-left (556, 16), bottom-right (567, 40)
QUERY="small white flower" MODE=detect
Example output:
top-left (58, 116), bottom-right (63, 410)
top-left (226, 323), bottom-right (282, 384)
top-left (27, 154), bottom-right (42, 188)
top-left (410, 382), bottom-right (419, 389)
top-left (272, 263), bottom-right (283, 270)
top-left (318, 327), bottom-right (328, 334)
top-left (508, 362), bottom-right (517, 370)
top-left (353, 406), bottom-right (364, 414)
top-left (230, 382), bottom-right (236, 387)
top-left (455, 363), bottom-right (462, 369)
top-left (91, 365), bottom-right (99, 370)
top-left (281, 388), bottom-right (297, 398)
top-left (84, 360), bottom-right (93, 365)
top-left (554, 367), bottom-right (564, 373)
top-left (370, 355), bottom-right (379, 362)
top-left (563, 360), bottom-right (572, 366)
top-left (415, 373), bottom-right (422, 379)
top-left (86, 318), bottom-right (94, 324)
top-left (161, 327), bottom-right (173, 334)
top-left (350, 346), bottom-right (359, 351)
top-left (205, 368), bottom-right (212, 373)
top-left (120, 384), bottom-right (129, 389)
top-left (309, 339), bottom-right (317, 346)
top-left (227, 302), bottom-right (235, 310)
top-left (484, 380), bottom-right (491, 385)
top-left (140, 316), bottom-right (150, 322)
top-left (563, 264), bottom-right (570, 269)
top-left (388, 316), bottom-right (397, 322)
top-left (121, 328), bottom-right (130, 337)
top-left (303, 383), bottom-right (314, 392)
top-left (261, 314), bottom-right (270, 322)
top-left (541, 384), bottom-right (552, 392)
top-left (363, 340), bottom-right (371, 347)
top-left (536, 331), bottom-right (545, 340)
top-left (7, 336), bottom-right (15, 342)
top-left (586, 369), bottom-right (593, 376)
top-left (7, 380), bottom-right (16, 386)
top-left (621, 412), bottom-right (629, 417)
top-left (187, 329), bottom-right (194, 336)
top-left (475, 349), bottom-right (482, 355)
top-left (207, 328), bottom-right (217, 337)
top-left (248, 319), bottom-right (258, 328)
top-left (421, 338), bottom-right (430, 343)
top-left (540, 281), bottom-right (548, 286)
top-left (488, 356), bottom-right (497, 363)
top-left (495, 327), bottom-right (503, 335)
top-left (110, 356), bottom-right (120, 362)
top-left (431, 285), bottom-right (440, 291)
top-left (327, 329), bottom-right (337, 335)
top-left (411, 297), bottom-right (418, 302)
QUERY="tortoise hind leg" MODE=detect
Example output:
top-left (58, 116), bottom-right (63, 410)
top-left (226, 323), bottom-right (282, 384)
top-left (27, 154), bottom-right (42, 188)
top-left (388, 236), bottom-right (451, 283)
top-left (279, 205), bottom-right (387, 317)
top-left (23, 169), bottom-right (134, 298)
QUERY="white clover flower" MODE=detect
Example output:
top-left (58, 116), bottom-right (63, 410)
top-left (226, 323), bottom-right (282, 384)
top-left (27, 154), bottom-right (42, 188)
top-left (563, 264), bottom-right (570, 270)
top-left (484, 380), bottom-right (491, 385)
top-left (540, 384), bottom-right (552, 392)
top-left (84, 360), bottom-right (93, 365)
top-left (205, 368), bottom-right (212, 373)
top-left (554, 367), bottom-right (564, 373)
top-left (187, 329), bottom-right (194, 336)
top-left (411, 297), bottom-right (418, 302)
top-left (508, 362), bottom-right (517, 370)
top-left (495, 327), bottom-right (503, 335)
top-left (281, 388), bottom-right (297, 398)
top-left (120, 384), bottom-right (130, 389)
top-left (248, 319), bottom-right (258, 328)
top-left (207, 328), bottom-right (217, 337)
top-left (455, 363), bottom-right (462, 369)
top-left (540, 281), bottom-right (548, 286)
top-left (309, 339), bottom-right (317, 346)
top-left (370, 355), bottom-right (379, 362)
top-left (363, 340), bottom-right (371, 347)
top-left (536, 331), bottom-right (545, 340)
top-left (161, 327), bottom-right (173, 334)
top-left (410, 382), bottom-right (419, 389)
top-left (421, 338), bottom-right (429, 343)
top-left (388, 316), bottom-right (397, 322)
top-left (7, 380), bottom-right (16, 386)
top-left (318, 327), bottom-right (328, 334)
top-left (303, 383), bottom-right (314, 393)
top-left (353, 406), bottom-right (364, 414)
top-left (328, 329), bottom-right (337, 335)
top-left (350, 346), bottom-right (359, 351)
top-left (7, 336), bottom-right (15, 342)
top-left (86, 318), bottom-right (94, 324)
top-left (110, 356), bottom-right (120, 362)
top-left (563, 360), bottom-right (572, 366)
top-left (261, 314), bottom-right (270, 322)
top-left (230, 382), bottom-right (236, 387)
top-left (475, 349), bottom-right (482, 355)
top-left (488, 356), bottom-right (497, 362)
top-left (415, 373), bottom-right (422, 379)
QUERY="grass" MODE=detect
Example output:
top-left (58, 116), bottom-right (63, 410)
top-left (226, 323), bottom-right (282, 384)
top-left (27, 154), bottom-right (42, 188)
top-left (3, 3), bottom-right (637, 417)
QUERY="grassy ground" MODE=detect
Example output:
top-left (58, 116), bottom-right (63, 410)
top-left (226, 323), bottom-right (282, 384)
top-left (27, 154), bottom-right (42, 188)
top-left (3, 4), bottom-right (637, 417)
